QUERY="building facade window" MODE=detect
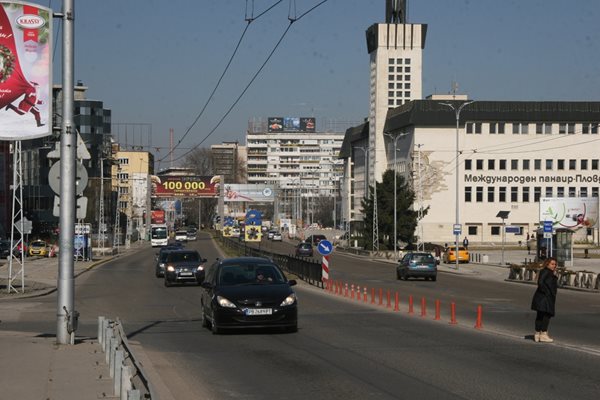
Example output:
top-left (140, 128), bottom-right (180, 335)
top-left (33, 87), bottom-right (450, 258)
top-left (534, 186), bottom-right (542, 202)
top-left (569, 187), bottom-right (577, 197)
top-left (523, 159), bottom-right (530, 170)
top-left (536, 123), bottom-right (552, 134)
top-left (546, 187), bottom-right (553, 197)
top-left (582, 123), bottom-right (598, 134)
top-left (511, 187), bottom-right (518, 202)
top-left (467, 123), bottom-right (482, 134)
top-left (511, 159), bottom-right (518, 170)
top-left (534, 159), bottom-right (542, 170)
top-left (465, 186), bottom-right (472, 202)
top-left (476, 159), bottom-right (484, 170)
top-left (499, 187), bottom-right (506, 202)
top-left (476, 186), bottom-right (483, 202)
top-left (465, 159), bottom-right (472, 170)
top-left (487, 187), bottom-right (495, 202)
top-left (569, 159), bottom-right (576, 170)
top-left (581, 159), bottom-right (588, 170)
top-left (523, 187), bottom-right (530, 202)
top-left (488, 159), bottom-right (495, 170)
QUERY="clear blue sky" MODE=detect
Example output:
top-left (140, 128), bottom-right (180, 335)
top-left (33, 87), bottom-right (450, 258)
top-left (45, 0), bottom-right (600, 169)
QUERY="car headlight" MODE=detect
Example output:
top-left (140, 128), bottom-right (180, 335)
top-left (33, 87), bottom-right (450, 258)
top-left (280, 293), bottom-right (297, 306)
top-left (197, 265), bottom-right (204, 272)
top-left (166, 265), bottom-right (175, 272)
top-left (159, 263), bottom-right (165, 268)
top-left (217, 296), bottom-right (236, 308)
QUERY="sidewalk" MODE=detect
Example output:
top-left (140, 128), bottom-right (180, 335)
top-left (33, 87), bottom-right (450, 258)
top-left (0, 251), bottom-right (121, 400)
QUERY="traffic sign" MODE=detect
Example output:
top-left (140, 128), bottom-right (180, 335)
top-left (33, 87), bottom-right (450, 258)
top-left (48, 161), bottom-right (89, 196)
top-left (543, 220), bottom-right (553, 233)
top-left (453, 224), bottom-right (462, 235)
top-left (15, 217), bottom-right (33, 234)
top-left (505, 226), bottom-right (520, 233)
top-left (317, 240), bottom-right (333, 256)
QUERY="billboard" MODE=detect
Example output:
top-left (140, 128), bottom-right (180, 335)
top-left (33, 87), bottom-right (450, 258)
top-left (224, 184), bottom-right (274, 203)
top-left (539, 197), bottom-right (599, 230)
top-left (151, 175), bottom-right (219, 198)
top-left (268, 117), bottom-right (315, 132)
top-left (151, 210), bottom-right (165, 224)
top-left (267, 117), bottom-right (283, 132)
top-left (0, 2), bottom-right (52, 140)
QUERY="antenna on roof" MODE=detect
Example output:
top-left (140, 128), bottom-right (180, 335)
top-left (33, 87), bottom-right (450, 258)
top-left (386, 0), bottom-right (407, 24)
top-left (451, 81), bottom-right (459, 100)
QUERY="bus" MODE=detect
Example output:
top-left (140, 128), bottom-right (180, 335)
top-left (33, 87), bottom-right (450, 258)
top-left (151, 224), bottom-right (169, 247)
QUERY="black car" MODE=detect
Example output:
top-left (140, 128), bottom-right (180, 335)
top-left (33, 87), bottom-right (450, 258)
top-left (0, 239), bottom-right (11, 259)
top-left (163, 249), bottom-right (207, 286)
top-left (305, 234), bottom-right (327, 245)
top-left (396, 252), bottom-right (437, 281)
top-left (295, 242), bottom-right (313, 257)
top-left (154, 244), bottom-right (184, 277)
top-left (200, 257), bottom-right (298, 334)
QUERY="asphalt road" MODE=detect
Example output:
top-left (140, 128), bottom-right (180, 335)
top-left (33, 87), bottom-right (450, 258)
top-left (3, 233), bottom-right (599, 399)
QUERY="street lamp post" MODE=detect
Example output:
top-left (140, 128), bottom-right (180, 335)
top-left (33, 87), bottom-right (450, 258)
top-left (497, 211), bottom-right (510, 266)
top-left (383, 132), bottom-right (408, 258)
top-left (439, 100), bottom-right (474, 270)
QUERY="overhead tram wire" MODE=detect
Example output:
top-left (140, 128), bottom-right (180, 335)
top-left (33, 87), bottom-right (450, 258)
top-left (169, 0), bottom-right (332, 164)
top-left (158, 0), bottom-right (285, 164)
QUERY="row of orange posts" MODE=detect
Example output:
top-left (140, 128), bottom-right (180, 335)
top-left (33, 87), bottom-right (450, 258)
top-left (324, 279), bottom-right (483, 329)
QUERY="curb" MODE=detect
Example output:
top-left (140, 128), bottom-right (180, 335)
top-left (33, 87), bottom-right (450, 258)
top-left (0, 250), bottom-right (132, 301)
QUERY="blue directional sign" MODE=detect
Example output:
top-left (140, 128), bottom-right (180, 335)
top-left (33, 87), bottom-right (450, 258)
top-left (317, 240), bottom-right (333, 256)
top-left (543, 220), bottom-right (553, 233)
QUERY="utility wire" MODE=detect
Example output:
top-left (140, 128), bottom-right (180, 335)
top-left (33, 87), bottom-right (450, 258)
top-left (169, 0), bottom-right (331, 164)
top-left (159, 0), bottom-right (285, 164)
top-left (169, 22), bottom-right (295, 164)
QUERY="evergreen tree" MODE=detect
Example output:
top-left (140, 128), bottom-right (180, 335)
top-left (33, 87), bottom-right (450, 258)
top-left (361, 169), bottom-right (427, 250)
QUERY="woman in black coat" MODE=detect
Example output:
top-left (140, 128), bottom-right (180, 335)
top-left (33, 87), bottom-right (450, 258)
top-left (531, 257), bottom-right (558, 343)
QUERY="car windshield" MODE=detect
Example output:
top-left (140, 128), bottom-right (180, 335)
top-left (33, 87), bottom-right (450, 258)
top-left (151, 227), bottom-right (167, 239)
top-left (412, 254), bottom-right (435, 263)
top-left (169, 252), bottom-right (200, 262)
top-left (218, 263), bottom-right (285, 285)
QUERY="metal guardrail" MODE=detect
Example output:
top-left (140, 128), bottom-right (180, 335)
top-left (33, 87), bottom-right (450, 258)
top-left (98, 316), bottom-right (154, 399)
top-left (507, 266), bottom-right (600, 291)
top-left (218, 236), bottom-right (324, 288)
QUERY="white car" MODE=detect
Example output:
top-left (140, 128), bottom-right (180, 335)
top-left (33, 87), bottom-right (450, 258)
top-left (272, 232), bottom-right (283, 241)
top-left (175, 230), bottom-right (188, 241)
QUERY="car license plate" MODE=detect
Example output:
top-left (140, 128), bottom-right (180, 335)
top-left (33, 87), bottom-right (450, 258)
top-left (180, 272), bottom-right (193, 276)
top-left (245, 308), bottom-right (272, 316)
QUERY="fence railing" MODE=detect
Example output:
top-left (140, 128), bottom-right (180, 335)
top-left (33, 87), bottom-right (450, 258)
top-left (98, 316), bottom-right (154, 399)
top-left (507, 265), bottom-right (600, 291)
top-left (218, 236), bottom-right (324, 288)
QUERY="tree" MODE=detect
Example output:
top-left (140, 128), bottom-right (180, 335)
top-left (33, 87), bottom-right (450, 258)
top-left (313, 196), bottom-right (334, 227)
top-left (361, 169), bottom-right (426, 250)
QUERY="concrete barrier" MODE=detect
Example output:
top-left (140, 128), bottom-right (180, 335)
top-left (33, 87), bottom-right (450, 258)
top-left (98, 316), bottom-right (154, 399)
